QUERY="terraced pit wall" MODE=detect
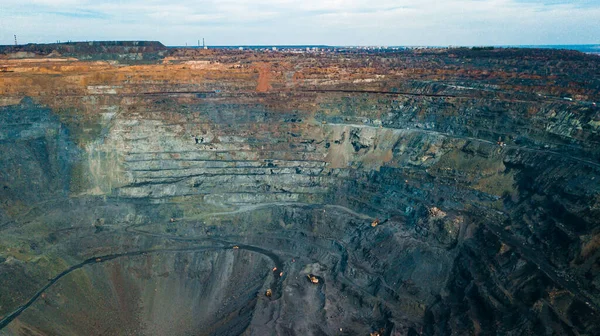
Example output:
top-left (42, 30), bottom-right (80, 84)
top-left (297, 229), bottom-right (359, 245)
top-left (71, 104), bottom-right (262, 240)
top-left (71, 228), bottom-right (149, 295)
top-left (0, 44), bottom-right (599, 335)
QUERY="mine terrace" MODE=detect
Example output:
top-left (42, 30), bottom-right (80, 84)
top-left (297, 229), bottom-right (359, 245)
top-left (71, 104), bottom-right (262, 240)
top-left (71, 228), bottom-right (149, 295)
top-left (0, 41), bottom-right (599, 335)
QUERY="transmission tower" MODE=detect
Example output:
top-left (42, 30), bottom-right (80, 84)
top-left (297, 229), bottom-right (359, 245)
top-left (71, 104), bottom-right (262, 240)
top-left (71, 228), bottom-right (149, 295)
top-left (14, 35), bottom-right (17, 46)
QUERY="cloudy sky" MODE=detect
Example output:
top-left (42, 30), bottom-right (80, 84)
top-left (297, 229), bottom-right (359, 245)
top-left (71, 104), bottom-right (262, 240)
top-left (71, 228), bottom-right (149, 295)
top-left (0, 0), bottom-right (599, 46)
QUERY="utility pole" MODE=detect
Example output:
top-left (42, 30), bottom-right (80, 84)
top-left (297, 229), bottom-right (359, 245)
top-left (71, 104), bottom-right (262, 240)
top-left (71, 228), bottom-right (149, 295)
top-left (14, 35), bottom-right (17, 46)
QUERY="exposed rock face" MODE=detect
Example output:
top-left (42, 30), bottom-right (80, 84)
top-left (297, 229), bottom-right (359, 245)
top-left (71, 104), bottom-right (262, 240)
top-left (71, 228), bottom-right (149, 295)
top-left (0, 44), bottom-right (599, 335)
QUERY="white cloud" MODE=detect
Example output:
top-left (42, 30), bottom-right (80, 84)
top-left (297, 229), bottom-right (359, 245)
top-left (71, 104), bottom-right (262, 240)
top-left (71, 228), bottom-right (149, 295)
top-left (0, 0), bottom-right (598, 45)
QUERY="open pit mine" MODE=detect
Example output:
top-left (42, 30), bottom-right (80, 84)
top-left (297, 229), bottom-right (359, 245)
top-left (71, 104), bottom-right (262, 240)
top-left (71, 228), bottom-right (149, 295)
top-left (0, 41), bottom-right (599, 336)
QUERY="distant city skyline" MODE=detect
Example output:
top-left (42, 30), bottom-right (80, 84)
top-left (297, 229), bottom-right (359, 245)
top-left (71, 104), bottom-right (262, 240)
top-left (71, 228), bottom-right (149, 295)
top-left (1, 0), bottom-right (599, 46)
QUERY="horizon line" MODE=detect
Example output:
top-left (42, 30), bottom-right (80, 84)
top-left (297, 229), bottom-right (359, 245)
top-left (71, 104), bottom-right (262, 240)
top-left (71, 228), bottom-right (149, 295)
top-left (2, 40), bottom-right (599, 48)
